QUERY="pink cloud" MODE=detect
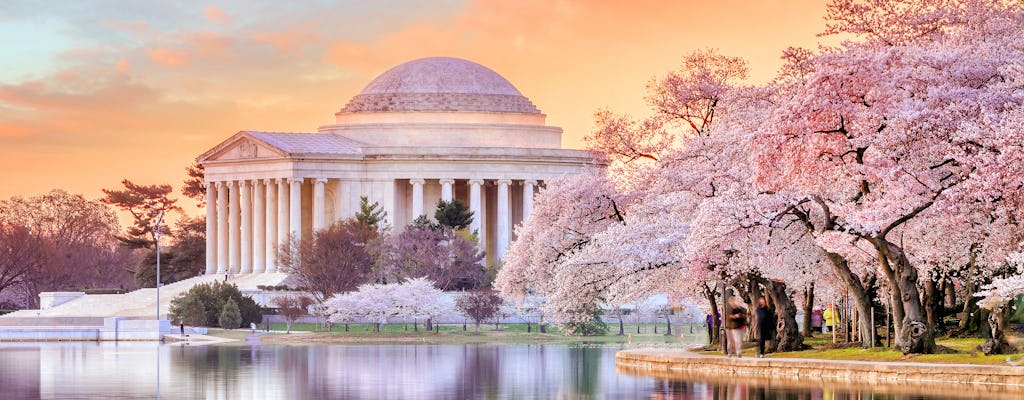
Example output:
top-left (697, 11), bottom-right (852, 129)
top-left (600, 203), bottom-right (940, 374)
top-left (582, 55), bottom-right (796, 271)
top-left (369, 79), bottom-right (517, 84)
top-left (149, 48), bottom-right (189, 67)
top-left (252, 22), bottom-right (320, 52)
top-left (115, 59), bottom-right (131, 74)
top-left (203, 6), bottom-right (231, 25)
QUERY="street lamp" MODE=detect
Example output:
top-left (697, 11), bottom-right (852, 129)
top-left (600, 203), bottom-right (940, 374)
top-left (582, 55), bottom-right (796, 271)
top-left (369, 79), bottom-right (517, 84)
top-left (153, 210), bottom-right (166, 322)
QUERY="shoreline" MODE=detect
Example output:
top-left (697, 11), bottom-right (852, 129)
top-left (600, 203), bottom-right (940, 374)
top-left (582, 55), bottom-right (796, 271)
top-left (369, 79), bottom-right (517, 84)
top-left (616, 348), bottom-right (1024, 397)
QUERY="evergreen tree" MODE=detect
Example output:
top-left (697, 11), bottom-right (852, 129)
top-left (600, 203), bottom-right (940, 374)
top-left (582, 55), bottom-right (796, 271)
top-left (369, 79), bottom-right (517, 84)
top-left (355, 196), bottom-right (388, 231)
top-left (101, 180), bottom-right (180, 249)
top-left (172, 294), bottom-right (206, 327)
top-left (410, 215), bottom-right (438, 230)
top-left (434, 199), bottom-right (473, 230)
top-left (218, 298), bottom-right (242, 329)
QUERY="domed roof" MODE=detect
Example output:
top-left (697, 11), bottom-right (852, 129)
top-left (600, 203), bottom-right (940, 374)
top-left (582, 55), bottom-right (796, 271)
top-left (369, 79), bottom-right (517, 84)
top-left (340, 57), bottom-right (540, 114)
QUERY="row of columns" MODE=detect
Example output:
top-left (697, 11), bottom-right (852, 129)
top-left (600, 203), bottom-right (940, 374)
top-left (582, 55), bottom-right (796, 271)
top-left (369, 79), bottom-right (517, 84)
top-left (408, 178), bottom-right (537, 260)
top-left (205, 178), bottom-right (304, 275)
top-left (204, 177), bottom-right (540, 275)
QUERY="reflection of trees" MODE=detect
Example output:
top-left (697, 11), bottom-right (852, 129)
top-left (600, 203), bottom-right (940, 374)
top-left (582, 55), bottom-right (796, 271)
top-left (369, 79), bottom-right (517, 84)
top-left (455, 344), bottom-right (501, 398)
top-left (0, 347), bottom-right (40, 399)
top-left (568, 346), bottom-right (602, 397)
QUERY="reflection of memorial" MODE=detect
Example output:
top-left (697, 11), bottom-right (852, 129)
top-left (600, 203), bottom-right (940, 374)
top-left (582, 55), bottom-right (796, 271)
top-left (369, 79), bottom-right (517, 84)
top-left (3, 343), bottom-right (648, 398)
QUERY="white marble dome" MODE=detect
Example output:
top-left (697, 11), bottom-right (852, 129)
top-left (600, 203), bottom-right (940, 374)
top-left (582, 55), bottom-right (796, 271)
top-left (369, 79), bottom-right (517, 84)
top-left (340, 57), bottom-right (540, 114)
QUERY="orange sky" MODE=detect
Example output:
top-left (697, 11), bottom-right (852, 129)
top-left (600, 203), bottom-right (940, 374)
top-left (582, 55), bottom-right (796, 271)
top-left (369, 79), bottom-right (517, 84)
top-left (0, 0), bottom-right (829, 218)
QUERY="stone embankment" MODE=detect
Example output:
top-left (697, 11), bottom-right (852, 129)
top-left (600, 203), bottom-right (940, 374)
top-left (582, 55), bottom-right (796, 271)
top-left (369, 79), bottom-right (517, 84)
top-left (616, 349), bottom-right (1024, 397)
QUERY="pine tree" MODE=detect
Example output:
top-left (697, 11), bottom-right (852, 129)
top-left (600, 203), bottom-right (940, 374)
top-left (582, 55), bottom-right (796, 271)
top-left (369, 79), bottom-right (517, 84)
top-left (434, 199), bottom-right (473, 230)
top-left (355, 196), bottom-right (388, 231)
top-left (218, 298), bottom-right (242, 329)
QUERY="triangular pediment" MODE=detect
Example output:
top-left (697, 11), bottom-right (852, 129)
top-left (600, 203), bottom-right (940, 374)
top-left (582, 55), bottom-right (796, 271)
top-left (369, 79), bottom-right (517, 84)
top-left (198, 132), bottom-right (288, 163)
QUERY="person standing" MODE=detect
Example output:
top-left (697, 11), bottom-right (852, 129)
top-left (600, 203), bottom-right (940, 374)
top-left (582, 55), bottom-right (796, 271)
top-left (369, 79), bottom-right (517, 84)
top-left (823, 303), bottom-right (838, 332)
top-left (725, 297), bottom-right (749, 357)
top-left (755, 297), bottom-right (773, 358)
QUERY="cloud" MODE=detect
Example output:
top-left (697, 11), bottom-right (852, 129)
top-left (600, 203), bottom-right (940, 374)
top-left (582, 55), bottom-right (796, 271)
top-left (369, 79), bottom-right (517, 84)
top-left (149, 47), bottom-right (188, 67)
top-left (203, 6), bottom-right (231, 25)
top-left (251, 21), bottom-right (320, 52)
top-left (115, 59), bottom-right (131, 74)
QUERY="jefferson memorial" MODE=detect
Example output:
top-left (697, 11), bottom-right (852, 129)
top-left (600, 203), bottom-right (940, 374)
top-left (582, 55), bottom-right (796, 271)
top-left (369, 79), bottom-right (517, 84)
top-left (0, 57), bottom-right (598, 332)
top-left (198, 57), bottom-right (599, 273)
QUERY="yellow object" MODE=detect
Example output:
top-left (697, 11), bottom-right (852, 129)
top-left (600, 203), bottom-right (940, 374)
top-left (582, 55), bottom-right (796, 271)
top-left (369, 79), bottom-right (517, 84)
top-left (823, 307), bottom-right (840, 327)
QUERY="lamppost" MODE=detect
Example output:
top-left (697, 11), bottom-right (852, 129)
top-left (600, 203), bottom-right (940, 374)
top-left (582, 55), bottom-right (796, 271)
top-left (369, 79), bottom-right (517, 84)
top-left (153, 210), bottom-right (166, 322)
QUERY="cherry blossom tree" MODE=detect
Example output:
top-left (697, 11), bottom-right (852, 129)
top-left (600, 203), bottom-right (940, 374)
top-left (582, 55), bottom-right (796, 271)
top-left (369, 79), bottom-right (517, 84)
top-left (396, 277), bottom-right (450, 331)
top-left (752, 0), bottom-right (1024, 353)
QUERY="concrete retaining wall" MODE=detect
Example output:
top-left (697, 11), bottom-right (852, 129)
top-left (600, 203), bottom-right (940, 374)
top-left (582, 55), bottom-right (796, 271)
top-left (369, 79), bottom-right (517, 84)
top-left (0, 318), bottom-right (171, 341)
top-left (616, 349), bottom-right (1024, 396)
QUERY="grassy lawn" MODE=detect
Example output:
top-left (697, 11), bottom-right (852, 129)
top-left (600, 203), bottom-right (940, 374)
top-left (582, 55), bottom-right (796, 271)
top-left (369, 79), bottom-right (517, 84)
top-left (205, 322), bottom-right (710, 346)
top-left (695, 333), bottom-right (1024, 365)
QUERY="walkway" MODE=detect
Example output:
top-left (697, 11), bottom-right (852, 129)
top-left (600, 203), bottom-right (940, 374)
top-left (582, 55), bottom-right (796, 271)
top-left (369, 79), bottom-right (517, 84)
top-left (616, 348), bottom-right (1024, 397)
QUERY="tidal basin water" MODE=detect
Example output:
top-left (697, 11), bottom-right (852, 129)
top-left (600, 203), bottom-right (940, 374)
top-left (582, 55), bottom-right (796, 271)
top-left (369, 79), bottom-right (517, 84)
top-left (0, 342), bottom-right (1015, 399)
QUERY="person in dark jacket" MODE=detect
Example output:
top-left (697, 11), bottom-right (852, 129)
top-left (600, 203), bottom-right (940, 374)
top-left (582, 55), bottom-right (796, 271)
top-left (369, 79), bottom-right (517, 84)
top-left (725, 297), bottom-right (748, 357)
top-left (755, 297), bottom-right (774, 358)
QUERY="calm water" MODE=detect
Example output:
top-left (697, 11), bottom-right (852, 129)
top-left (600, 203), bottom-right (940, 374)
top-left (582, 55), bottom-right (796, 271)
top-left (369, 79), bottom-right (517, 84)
top-left (0, 342), bottom-right (1015, 399)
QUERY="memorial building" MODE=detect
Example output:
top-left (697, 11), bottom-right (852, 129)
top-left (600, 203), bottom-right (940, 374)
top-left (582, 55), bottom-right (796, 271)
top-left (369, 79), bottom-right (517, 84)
top-left (197, 57), bottom-right (599, 274)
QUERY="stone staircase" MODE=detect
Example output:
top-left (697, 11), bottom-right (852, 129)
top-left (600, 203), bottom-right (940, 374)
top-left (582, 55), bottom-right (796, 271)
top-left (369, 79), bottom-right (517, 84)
top-left (0, 273), bottom-right (291, 326)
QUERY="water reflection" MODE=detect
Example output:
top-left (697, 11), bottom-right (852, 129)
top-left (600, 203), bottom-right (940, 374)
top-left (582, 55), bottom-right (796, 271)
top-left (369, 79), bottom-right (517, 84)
top-left (0, 342), bottom-right (1017, 399)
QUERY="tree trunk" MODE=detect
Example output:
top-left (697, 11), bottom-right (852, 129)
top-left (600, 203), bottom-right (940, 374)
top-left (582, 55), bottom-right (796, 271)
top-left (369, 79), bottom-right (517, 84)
top-left (764, 280), bottom-right (803, 352)
top-left (617, 317), bottom-right (625, 336)
top-left (664, 315), bottom-right (673, 336)
top-left (875, 239), bottom-right (934, 354)
top-left (924, 275), bottom-right (941, 331)
top-left (980, 304), bottom-right (1016, 355)
top-left (802, 283), bottom-right (814, 337)
top-left (703, 283), bottom-right (721, 345)
top-left (344, 323), bottom-right (349, 332)
top-left (425, 318), bottom-right (433, 331)
top-left (959, 258), bottom-right (981, 334)
top-left (822, 250), bottom-right (875, 348)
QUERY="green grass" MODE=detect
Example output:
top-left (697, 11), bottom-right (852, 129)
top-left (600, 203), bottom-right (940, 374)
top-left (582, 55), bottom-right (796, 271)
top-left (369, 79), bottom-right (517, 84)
top-left (696, 333), bottom-right (1024, 365)
top-left (205, 322), bottom-right (710, 346)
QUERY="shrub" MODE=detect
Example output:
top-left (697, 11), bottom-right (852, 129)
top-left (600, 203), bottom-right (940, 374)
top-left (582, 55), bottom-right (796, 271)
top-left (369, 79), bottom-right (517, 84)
top-left (168, 281), bottom-right (261, 327)
top-left (565, 310), bottom-right (608, 336)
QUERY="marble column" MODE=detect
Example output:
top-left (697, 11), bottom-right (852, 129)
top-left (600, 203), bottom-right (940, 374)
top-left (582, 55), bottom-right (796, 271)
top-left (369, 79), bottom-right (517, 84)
top-left (216, 182), bottom-right (228, 274)
top-left (496, 179), bottom-right (511, 260)
top-left (264, 178), bottom-right (277, 274)
top-left (240, 180), bottom-right (253, 274)
top-left (410, 178), bottom-right (425, 218)
top-left (469, 179), bottom-right (484, 249)
top-left (253, 180), bottom-right (266, 274)
top-left (313, 178), bottom-right (327, 231)
top-left (275, 178), bottom-right (289, 273)
top-left (334, 180), bottom-right (346, 222)
top-left (205, 182), bottom-right (217, 275)
top-left (349, 180), bottom-right (363, 218)
top-left (289, 178), bottom-right (303, 243)
top-left (522, 179), bottom-right (537, 222)
top-left (228, 181), bottom-right (240, 273)
top-left (440, 178), bottom-right (454, 202)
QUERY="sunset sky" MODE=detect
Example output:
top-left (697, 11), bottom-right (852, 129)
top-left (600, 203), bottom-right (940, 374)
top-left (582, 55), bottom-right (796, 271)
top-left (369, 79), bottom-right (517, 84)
top-left (0, 0), bottom-right (829, 217)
